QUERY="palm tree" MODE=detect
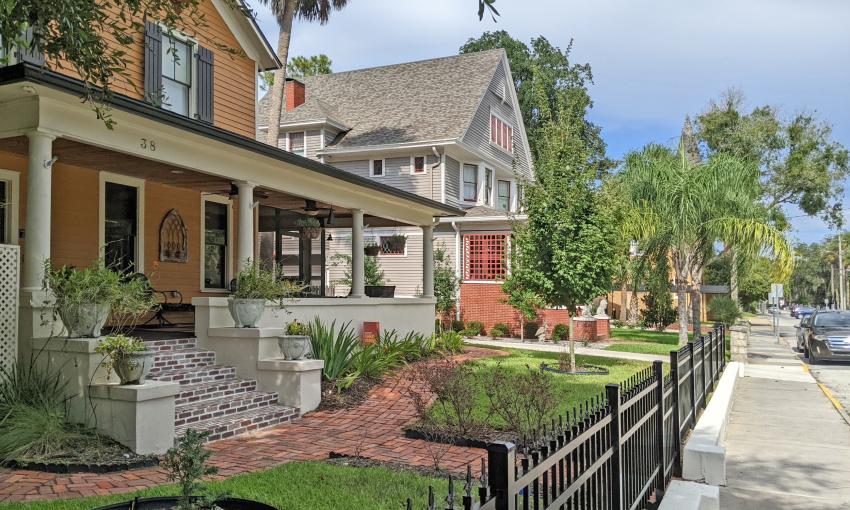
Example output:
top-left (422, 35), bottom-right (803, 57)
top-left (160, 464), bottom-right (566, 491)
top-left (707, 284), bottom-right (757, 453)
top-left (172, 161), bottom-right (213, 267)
top-left (621, 144), bottom-right (792, 346)
top-left (263, 0), bottom-right (349, 146)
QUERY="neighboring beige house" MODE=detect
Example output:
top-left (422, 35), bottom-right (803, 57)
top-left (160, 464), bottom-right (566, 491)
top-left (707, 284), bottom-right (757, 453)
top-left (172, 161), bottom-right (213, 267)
top-left (257, 50), bottom-right (538, 332)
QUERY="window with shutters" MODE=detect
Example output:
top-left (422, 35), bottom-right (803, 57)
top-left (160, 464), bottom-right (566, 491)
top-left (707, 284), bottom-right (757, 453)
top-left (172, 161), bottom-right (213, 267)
top-left (463, 233), bottom-right (508, 281)
top-left (490, 112), bottom-right (513, 153)
top-left (145, 21), bottom-right (214, 123)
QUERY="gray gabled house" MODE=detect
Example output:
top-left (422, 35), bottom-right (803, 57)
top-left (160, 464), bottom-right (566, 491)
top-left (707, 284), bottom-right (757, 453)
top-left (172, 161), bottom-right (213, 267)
top-left (257, 49), bottom-right (539, 332)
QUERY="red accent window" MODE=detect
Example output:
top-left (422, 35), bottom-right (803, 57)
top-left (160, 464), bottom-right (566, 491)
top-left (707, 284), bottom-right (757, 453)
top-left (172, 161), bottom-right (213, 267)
top-left (464, 233), bottom-right (508, 281)
top-left (490, 114), bottom-right (513, 152)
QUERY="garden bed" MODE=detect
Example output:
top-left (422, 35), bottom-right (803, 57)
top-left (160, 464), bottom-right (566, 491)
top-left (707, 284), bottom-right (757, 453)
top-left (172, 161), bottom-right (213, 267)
top-left (5, 426), bottom-right (158, 474)
top-left (317, 376), bottom-right (380, 411)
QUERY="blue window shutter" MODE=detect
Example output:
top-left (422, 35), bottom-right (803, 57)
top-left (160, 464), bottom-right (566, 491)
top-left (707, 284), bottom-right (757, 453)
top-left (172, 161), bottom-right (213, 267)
top-left (143, 20), bottom-right (162, 105)
top-left (196, 45), bottom-right (214, 123)
top-left (16, 27), bottom-right (44, 66)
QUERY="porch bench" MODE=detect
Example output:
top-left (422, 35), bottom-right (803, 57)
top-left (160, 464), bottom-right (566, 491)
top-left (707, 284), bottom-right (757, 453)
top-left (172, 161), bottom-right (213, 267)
top-left (132, 273), bottom-right (194, 327)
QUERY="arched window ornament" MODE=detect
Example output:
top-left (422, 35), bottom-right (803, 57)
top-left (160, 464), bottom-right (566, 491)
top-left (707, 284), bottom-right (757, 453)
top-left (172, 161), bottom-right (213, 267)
top-left (159, 209), bottom-right (188, 262)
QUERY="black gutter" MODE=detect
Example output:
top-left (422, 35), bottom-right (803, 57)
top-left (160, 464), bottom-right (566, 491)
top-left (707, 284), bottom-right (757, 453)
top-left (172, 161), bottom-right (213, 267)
top-left (0, 63), bottom-right (465, 217)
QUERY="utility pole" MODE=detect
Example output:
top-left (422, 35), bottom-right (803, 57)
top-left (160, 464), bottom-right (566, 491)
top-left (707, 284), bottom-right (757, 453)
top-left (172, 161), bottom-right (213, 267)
top-left (838, 232), bottom-right (847, 310)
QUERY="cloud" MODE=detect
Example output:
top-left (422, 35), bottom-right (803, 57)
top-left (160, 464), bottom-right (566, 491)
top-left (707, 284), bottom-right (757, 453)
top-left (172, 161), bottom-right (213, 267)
top-left (248, 0), bottom-right (850, 241)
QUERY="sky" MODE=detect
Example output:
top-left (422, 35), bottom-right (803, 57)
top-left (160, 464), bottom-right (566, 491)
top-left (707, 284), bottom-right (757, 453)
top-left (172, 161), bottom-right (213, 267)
top-left (247, 0), bottom-right (850, 244)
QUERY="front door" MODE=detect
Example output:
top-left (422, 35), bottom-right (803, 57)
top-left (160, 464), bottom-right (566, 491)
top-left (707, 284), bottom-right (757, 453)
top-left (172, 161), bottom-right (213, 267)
top-left (104, 182), bottom-right (138, 273)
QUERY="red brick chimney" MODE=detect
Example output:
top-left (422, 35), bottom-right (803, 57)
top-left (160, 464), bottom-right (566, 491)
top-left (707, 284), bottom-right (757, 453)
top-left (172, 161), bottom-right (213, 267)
top-left (284, 79), bottom-right (305, 112)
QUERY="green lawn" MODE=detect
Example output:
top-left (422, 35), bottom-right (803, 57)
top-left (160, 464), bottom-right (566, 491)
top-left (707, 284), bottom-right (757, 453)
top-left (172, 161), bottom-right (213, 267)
top-left (430, 346), bottom-right (652, 432)
top-left (609, 327), bottom-right (687, 344)
top-left (0, 461), bottom-right (450, 510)
top-left (605, 342), bottom-right (677, 355)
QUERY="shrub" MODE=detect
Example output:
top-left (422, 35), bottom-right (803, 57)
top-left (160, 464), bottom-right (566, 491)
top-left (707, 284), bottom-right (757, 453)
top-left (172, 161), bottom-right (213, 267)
top-left (551, 323), bottom-right (569, 342)
top-left (458, 328), bottom-right (479, 337)
top-left (405, 357), bottom-right (484, 438)
top-left (0, 361), bottom-right (76, 463)
top-left (490, 323), bottom-right (511, 338)
top-left (435, 331), bottom-right (464, 353)
top-left (377, 330), bottom-right (434, 363)
top-left (466, 321), bottom-right (485, 336)
top-left (611, 319), bottom-right (625, 328)
top-left (708, 296), bottom-right (741, 326)
top-left (450, 320), bottom-right (465, 333)
top-left (343, 343), bottom-right (404, 388)
top-left (308, 318), bottom-right (361, 388)
top-left (523, 322), bottom-right (541, 340)
top-left (331, 253), bottom-right (385, 287)
top-left (485, 363), bottom-right (562, 446)
top-left (161, 429), bottom-right (218, 510)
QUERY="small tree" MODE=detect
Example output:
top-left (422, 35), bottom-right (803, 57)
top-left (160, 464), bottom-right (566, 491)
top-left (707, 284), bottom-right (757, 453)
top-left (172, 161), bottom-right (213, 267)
top-left (502, 287), bottom-right (544, 341)
top-left (161, 429), bottom-right (218, 510)
top-left (330, 253), bottom-right (385, 289)
top-left (433, 245), bottom-right (459, 330)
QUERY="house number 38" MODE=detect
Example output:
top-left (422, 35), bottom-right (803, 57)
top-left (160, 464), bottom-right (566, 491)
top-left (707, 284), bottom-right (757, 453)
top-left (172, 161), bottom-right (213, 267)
top-left (140, 138), bottom-right (157, 151)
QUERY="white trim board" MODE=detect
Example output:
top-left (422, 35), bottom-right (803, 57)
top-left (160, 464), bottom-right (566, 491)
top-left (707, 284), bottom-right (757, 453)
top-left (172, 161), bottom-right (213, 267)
top-left (0, 168), bottom-right (21, 245)
top-left (199, 193), bottom-right (234, 292)
top-left (98, 171), bottom-right (146, 273)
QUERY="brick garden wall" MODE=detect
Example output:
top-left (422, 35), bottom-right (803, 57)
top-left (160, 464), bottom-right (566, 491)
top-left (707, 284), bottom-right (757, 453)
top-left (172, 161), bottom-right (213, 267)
top-left (459, 283), bottom-right (570, 336)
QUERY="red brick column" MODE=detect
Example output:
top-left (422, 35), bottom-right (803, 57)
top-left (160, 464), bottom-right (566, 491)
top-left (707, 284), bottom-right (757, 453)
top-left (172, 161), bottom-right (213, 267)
top-left (572, 317), bottom-right (597, 342)
top-left (594, 315), bottom-right (610, 341)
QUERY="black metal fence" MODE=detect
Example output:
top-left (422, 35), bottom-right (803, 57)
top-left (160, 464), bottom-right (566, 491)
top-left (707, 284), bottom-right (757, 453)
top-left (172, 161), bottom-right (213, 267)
top-left (405, 324), bottom-right (727, 510)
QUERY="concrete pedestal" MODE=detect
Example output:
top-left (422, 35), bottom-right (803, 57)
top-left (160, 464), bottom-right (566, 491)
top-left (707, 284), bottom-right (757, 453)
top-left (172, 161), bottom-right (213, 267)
top-left (730, 323), bottom-right (749, 363)
top-left (572, 317), bottom-right (597, 343)
top-left (202, 327), bottom-right (323, 412)
top-left (257, 359), bottom-right (324, 413)
top-left (89, 381), bottom-right (180, 454)
top-left (594, 315), bottom-right (611, 341)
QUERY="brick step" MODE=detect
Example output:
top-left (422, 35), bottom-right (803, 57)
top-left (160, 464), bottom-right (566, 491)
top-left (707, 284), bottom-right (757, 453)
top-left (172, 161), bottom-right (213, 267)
top-left (174, 391), bottom-right (280, 428)
top-left (175, 379), bottom-right (258, 407)
top-left (143, 337), bottom-right (198, 352)
top-left (150, 348), bottom-right (216, 375)
top-left (149, 365), bottom-right (236, 385)
top-left (175, 405), bottom-right (299, 443)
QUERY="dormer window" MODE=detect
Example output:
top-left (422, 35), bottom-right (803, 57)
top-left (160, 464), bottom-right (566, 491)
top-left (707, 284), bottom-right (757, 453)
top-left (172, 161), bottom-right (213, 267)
top-left (490, 112), bottom-right (513, 153)
top-left (412, 156), bottom-right (426, 175)
top-left (287, 132), bottom-right (306, 157)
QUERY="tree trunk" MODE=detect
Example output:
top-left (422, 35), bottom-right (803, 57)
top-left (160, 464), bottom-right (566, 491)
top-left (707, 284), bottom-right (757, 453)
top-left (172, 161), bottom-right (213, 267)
top-left (265, 1), bottom-right (296, 146)
top-left (690, 285), bottom-right (702, 338)
top-left (627, 290), bottom-right (639, 326)
top-left (730, 248), bottom-right (739, 304)
top-left (568, 316), bottom-right (576, 371)
top-left (619, 282), bottom-right (628, 321)
top-left (677, 283), bottom-right (689, 346)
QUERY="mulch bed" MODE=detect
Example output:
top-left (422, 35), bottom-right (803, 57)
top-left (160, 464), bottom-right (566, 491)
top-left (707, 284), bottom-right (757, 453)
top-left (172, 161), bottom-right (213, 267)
top-left (6, 429), bottom-right (159, 474)
top-left (317, 376), bottom-right (381, 411)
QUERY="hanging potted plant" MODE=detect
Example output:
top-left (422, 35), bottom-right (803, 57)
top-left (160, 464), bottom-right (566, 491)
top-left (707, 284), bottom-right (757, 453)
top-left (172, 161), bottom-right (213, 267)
top-left (95, 334), bottom-right (156, 384)
top-left (384, 234), bottom-right (407, 254)
top-left (364, 241), bottom-right (381, 256)
top-left (229, 265), bottom-right (302, 328)
top-left (44, 261), bottom-right (157, 338)
top-left (295, 216), bottom-right (322, 240)
top-left (278, 320), bottom-right (313, 360)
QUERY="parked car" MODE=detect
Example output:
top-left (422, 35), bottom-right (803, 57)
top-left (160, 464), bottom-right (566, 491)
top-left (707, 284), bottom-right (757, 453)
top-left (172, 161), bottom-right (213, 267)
top-left (796, 315), bottom-right (813, 351)
top-left (804, 310), bottom-right (850, 363)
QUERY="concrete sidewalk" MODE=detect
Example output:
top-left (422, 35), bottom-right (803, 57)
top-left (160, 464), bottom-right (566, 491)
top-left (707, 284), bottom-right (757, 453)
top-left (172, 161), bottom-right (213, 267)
top-left (720, 314), bottom-right (850, 509)
top-left (464, 338), bottom-right (667, 362)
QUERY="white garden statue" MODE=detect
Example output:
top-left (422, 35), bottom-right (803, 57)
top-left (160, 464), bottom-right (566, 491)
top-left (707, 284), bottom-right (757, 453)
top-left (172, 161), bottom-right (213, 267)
top-left (595, 298), bottom-right (608, 317)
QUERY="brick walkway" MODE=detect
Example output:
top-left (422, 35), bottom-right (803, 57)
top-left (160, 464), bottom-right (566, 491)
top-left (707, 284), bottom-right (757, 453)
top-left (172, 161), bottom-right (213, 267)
top-left (0, 347), bottom-right (504, 503)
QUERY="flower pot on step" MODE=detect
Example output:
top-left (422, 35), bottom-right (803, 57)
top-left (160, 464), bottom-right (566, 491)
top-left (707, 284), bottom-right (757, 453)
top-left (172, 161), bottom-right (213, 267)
top-left (58, 302), bottom-right (111, 338)
top-left (113, 350), bottom-right (156, 385)
top-left (228, 298), bottom-right (266, 328)
top-left (278, 335), bottom-right (313, 360)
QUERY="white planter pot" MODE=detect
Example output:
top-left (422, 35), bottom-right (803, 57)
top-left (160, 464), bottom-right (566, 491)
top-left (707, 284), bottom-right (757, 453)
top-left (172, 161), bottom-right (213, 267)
top-left (113, 350), bottom-right (156, 385)
top-left (58, 302), bottom-right (111, 338)
top-left (228, 298), bottom-right (266, 328)
top-left (278, 335), bottom-right (313, 360)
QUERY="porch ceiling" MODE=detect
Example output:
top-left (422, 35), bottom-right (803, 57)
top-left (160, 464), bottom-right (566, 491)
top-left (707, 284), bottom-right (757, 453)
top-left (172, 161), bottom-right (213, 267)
top-left (0, 135), bottom-right (410, 226)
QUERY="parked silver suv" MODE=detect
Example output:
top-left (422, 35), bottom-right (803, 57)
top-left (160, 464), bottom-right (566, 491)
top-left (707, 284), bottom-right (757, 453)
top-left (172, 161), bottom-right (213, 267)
top-left (805, 310), bottom-right (850, 364)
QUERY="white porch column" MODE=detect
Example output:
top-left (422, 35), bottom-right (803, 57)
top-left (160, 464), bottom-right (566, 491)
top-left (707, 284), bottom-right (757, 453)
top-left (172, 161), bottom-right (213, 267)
top-left (422, 224), bottom-right (434, 298)
top-left (235, 181), bottom-right (255, 268)
top-left (350, 208), bottom-right (365, 298)
top-left (22, 131), bottom-right (56, 290)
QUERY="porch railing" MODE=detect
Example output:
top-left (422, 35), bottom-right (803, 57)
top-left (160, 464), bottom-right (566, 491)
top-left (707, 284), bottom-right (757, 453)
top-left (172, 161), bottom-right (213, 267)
top-left (404, 324), bottom-right (727, 510)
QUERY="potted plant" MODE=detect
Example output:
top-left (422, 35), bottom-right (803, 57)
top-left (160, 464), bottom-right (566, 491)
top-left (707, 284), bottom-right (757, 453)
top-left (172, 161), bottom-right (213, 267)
top-left (295, 216), bottom-right (321, 240)
top-left (95, 334), bottom-right (156, 385)
top-left (364, 241), bottom-right (381, 256)
top-left (330, 254), bottom-right (394, 298)
top-left (383, 234), bottom-right (407, 254)
top-left (93, 430), bottom-right (278, 510)
top-left (229, 265), bottom-right (301, 328)
top-left (278, 320), bottom-right (312, 360)
top-left (44, 261), bottom-right (157, 337)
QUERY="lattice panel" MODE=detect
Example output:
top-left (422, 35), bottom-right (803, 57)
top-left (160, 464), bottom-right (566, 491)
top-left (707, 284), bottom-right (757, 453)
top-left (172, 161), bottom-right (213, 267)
top-left (0, 245), bottom-right (19, 373)
top-left (463, 233), bottom-right (508, 281)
